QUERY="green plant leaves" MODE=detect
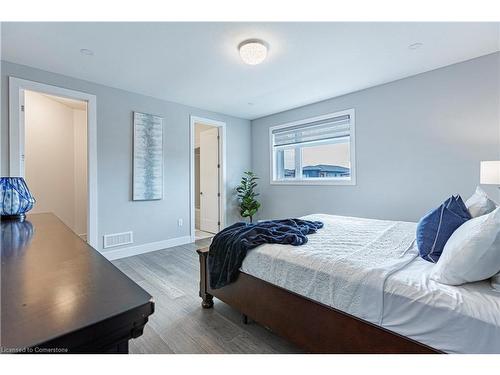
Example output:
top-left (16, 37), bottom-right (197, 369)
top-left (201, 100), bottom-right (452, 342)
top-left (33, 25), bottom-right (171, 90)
top-left (236, 171), bottom-right (260, 222)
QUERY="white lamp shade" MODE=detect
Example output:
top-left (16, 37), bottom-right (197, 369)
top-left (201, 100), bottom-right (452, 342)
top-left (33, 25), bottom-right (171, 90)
top-left (480, 161), bottom-right (500, 185)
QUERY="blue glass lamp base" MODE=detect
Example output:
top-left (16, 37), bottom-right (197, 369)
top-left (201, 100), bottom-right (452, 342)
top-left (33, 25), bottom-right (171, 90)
top-left (1, 214), bottom-right (26, 222)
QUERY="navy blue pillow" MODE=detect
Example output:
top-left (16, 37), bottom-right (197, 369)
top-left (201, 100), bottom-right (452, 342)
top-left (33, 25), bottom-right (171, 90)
top-left (416, 195), bottom-right (470, 263)
top-left (445, 195), bottom-right (471, 220)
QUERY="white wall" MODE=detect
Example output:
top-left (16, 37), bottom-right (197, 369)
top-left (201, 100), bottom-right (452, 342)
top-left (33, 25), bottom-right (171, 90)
top-left (194, 123), bottom-right (213, 148)
top-left (73, 108), bottom-right (88, 236)
top-left (1, 60), bottom-right (252, 254)
top-left (195, 148), bottom-right (200, 210)
top-left (24, 90), bottom-right (87, 235)
top-left (251, 53), bottom-right (500, 222)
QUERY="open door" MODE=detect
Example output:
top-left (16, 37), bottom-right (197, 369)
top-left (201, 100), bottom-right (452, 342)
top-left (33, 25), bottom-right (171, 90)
top-left (199, 127), bottom-right (220, 233)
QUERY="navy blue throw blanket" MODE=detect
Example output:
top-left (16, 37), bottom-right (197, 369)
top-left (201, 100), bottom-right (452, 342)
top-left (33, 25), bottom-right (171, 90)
top-left (208, 219), bottom-right (323, 289)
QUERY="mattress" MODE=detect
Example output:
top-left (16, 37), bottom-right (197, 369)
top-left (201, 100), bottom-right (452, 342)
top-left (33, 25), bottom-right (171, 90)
top-left (240, 214), bottom-right (500, 353)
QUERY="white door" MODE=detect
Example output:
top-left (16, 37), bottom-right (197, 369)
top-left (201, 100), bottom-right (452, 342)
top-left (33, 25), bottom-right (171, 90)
top-left (199, 127), bottom-right (220, 233)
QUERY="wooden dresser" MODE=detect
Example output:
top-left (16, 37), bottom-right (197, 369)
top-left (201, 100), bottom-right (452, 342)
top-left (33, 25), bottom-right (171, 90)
top-left (1, 213), bottom-right (154, 353)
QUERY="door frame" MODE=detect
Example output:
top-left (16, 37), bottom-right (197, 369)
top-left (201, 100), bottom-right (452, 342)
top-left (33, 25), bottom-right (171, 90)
top-left (189, 115), bottom-right (226, 242)
top-left (9, 77), bottom-right (98, 250)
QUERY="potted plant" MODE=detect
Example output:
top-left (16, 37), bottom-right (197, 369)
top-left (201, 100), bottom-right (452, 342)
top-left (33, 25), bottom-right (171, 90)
top-left (236, 171), bottom-right (261, 223)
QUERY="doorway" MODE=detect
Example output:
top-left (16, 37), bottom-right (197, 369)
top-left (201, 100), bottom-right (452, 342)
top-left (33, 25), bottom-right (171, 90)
top-left (190, 116), bottom-right (226, 242)
top-left (24, 90), bottom-right (88, 238)
top-left (9, 77), bottom-right (98, 249)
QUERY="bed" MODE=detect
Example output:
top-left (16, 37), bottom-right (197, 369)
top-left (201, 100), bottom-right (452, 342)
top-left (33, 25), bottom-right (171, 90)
top-left (198, 214), bottom-right (500, 353)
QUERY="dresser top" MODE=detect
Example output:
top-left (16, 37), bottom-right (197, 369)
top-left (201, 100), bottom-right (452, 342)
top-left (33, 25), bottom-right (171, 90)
top-left (1, 213), bottom-right (153, 349)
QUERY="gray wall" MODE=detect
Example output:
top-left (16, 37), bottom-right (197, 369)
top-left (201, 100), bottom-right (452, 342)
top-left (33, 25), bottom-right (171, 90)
top-left (251, 53), bottom-right (500, 222)
top-left (1, 60), bottom-right (251, 252)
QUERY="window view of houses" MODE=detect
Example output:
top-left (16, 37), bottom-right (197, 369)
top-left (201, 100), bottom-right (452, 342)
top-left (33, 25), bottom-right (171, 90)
top-left (284, 165), bottom-right (350, 178)
top-left (278, 140), bottom-right (351, 179)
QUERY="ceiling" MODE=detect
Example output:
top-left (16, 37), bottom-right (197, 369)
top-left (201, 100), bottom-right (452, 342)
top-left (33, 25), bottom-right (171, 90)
top-left (2, 22), bottom-right (499, 120)
top-left (40, 92), bottom-right (87, 110)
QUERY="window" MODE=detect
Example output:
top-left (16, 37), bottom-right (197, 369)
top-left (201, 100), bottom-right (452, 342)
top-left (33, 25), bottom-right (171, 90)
top-left (270, 109), bottom-right (355, 185)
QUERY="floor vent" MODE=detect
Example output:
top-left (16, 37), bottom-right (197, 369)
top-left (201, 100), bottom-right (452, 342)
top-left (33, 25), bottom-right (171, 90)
top-left (103, 231), bottom-right (133, 248)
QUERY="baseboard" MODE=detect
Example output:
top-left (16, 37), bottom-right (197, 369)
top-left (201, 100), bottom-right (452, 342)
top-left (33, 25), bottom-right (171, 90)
top-left (102, 235), bottom-right (192, 261)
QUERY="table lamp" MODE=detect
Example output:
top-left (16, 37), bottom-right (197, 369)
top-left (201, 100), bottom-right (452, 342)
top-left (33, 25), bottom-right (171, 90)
top-left (480, 161), bottom-right (500, 187)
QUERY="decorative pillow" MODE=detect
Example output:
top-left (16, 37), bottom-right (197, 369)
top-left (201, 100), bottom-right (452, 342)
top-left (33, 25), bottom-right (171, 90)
top-left (416, 196), bottom-right (470, 263)
top-left (465, 186), bottom-right (497, 218)
top-left (431, 207), bottom-right (500, 286)
top-left (445, 195), bottom-right (472, 220)
top-left (491, 272), bottom-right (500, 292)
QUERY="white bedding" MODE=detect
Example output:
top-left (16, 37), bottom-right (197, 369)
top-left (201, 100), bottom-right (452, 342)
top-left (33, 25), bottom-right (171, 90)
top-left (240, 214), bottom-right (500, 353)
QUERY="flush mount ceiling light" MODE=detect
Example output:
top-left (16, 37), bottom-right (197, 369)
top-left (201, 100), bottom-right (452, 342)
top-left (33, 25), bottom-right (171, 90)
top-left (238, 39), bottom-right (268, 65)
top-left (80, 48), bottom-right (94, 56)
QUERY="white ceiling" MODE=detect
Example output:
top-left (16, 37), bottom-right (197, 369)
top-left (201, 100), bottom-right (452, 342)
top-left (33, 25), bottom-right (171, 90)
top-left (2, 22), bottom-right (499, 120)
top-left (41, 93), bottom-right (87, 110)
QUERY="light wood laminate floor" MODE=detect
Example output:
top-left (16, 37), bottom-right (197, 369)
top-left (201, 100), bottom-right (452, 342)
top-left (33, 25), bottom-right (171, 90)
top-left (112, 238), bottom-right (301, 354)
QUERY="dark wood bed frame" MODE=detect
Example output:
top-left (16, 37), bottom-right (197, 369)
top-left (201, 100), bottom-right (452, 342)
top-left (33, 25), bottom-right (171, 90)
top-left (198, 247), bottom-right (441, 354)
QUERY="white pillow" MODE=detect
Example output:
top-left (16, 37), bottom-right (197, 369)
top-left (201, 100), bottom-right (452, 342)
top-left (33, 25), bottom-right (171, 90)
top-left (465, 186), bottom-right (497, 217)
top-left (430, 207), bottom-right (500, 286)
top-left (492, 272), bottom-right (500, 292)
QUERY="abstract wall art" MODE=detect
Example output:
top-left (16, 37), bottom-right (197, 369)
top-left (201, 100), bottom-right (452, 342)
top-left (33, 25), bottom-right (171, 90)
top-left (133, 112), bottom-right (163, 200)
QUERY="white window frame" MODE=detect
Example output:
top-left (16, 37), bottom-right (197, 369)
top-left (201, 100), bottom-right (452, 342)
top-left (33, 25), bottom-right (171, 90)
top-left (269, 109), bottom-right (356, 186)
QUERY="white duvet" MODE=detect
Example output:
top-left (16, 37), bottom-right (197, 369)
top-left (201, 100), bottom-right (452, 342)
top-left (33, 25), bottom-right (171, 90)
top-left (240, 214), bottom-right (500, 353)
